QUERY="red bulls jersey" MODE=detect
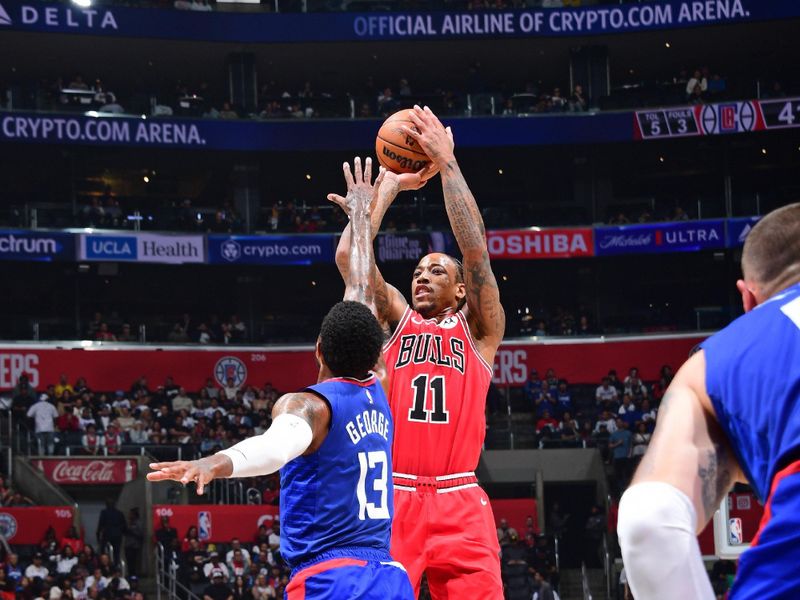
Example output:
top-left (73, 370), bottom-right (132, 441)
top-left (382, 306), bottom-right (493, 476)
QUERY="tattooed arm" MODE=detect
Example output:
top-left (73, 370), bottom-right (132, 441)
top-left (329, 160), bottom-right (414, 329)
top-left (630, 350), bottom-right (745, 528)
top-left (404, 105), bottom-right (505, 364)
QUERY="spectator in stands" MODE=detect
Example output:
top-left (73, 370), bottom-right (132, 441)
top-left (377, 87), bottom-right (398, 116)
top-left (124, 508), bottom-right (144, 577)
top-left (117, 323), bottom-right (136, 342)
top-left (86, 566), bottom-right (108, 592)
top-left (535, 409), bottom-right (559, 439)
top-left (128, 422), bottom-right (148, 445)
top-left (222, 377), bottom-right (240, 403)
top-left (226, 539), bottom-right (251, 567)
top-left (594, 409), bottom-right (617, 434)
top-left (652, 364), bottom-right (674, 402)
top-left (204, 569), bottom-right (233, 600)
top-left (54, 374), bottom-right (74, 399)
top-left (523, 369), bottom-right (542, 403)
top-left (685, 69), bottom-right (707, 101)
top-left (496, 518), bottom-right (518, 547)
top-left (181, 526), bottom-right (202, 552)
top-left (250, 574), bottom-right (274, 600)
top-left (71, 575), bottom-right (88, 600)
top-left (558, 412), bottom-right (580, 446)
top-left (56, 406), bottom-right (81, 437)
top-left (203, 552), bottom-right (230, 582)
top-left (529, 569), bottom-right (554, 600)
top-left (61, 526), bottom-right (84, 555)
top-left (28, 393), bottom-right (58, 455)
top-left (609, 418), bottom-right (632, 493)
top-left (595, 376), bottom-right (619, 409)
top-left (219, 102), bottom-right (238, 119)
top-left (96, 499), bottom-right (126, 562)
top-left (623, 367), bottom-right (648, 400)
top-left (617, 394), bottom-right (640, 428)
top-left (172, 387), bottom-right (193, 413)
top-left (94, 323), bottom-right (117, 342)
top-left (568, 84), bottom-right (588, 112)
top-left (606, 369), bottom-right (623, 395)
top-left (576, 314), bottom-right (593, 336)
top-left (550, 87), bottom-right (566, 111)
top-left (130, 376), bottom-right (150, 397)
top-left (544, 369), bottom-right (558, 392)
top-left (0, 569), bottom-right (11, 600)
top-left (631, 421), bottom-right (651, 468)
top-left (4, 553), bottom-right (23, 586)
top-left (24, 553), bottom-right (48, 582)
top-left (168, 323), bottom-right (190, 343)
top-left (639, 398), bottom-right (657, 429)
top-left (68, 74), bottom-right (89, 91)
top-left (56, 546), bottom-right (78, 576)
top-left (555, 380), bottom-right (573, 413)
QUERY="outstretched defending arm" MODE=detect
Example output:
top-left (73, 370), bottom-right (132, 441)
top-left (147, 392), bottom-right (330, 494)
top-left (617, 351), bottom-right (745, 600)
top-left (328, 158), bottom-right (413, 329)
top-left (404, 106), bottom-right (505, 363)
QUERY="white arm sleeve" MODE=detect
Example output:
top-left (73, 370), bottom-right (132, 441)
top-left (618, 482), bottom-right (714, 600)
top-left (217, 413), bottom-right (313, 478)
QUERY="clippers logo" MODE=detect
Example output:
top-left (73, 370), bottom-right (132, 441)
top-left (0, 513), bottom-right (17, 540)
top-left (0, 4), bottom-right (11, 25)
top-left (214, 356), bottom-right (247, 388)
top-left (220, 239), bottom-right (242, 262)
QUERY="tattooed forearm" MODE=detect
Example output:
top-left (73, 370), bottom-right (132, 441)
top-left (698, 443), bottom-right (732, 522)
top-left (441, 159), bottom-right (505, 340)
top-left (441, 160), bottom-right (487, 253)
top-left (344, 188), bottom-right (376, 311)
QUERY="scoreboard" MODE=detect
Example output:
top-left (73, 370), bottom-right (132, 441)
top-left (635, 97), bottom-right (800, 140)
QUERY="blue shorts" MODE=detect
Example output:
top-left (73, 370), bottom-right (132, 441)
top-left (285, 555), bottom-right (414, 600)
top-left (731, 462), bottom-right (800, 599)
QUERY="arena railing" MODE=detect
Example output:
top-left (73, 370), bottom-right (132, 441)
top-left (155, 541), bottom-right (201, 600)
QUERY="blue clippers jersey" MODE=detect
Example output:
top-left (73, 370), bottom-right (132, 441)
top-left (700, 282), bottom-right (800, 502)
top-left (280, 376), bottom-right (394, 569)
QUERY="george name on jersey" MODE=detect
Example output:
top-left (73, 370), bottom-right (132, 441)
top-left (345, 409), bottom-right (390, 445)
top-left (395, 333), bottom-right (465, 374)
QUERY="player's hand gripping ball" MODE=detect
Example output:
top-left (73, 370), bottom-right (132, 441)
top-left (375, 109), bottom-right (433, 175)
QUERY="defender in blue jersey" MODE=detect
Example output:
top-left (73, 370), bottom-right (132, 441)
top-left (149, 158), bottom-right (414, 600)
top-left (618, 203), bottom-right (800, 600)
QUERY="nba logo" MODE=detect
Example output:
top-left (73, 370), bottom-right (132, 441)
top-left (198, 511), bottom-right (212, 541)
top-left (729, 517), bottom-right (743, 545)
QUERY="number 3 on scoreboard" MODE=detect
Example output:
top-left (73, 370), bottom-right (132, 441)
top-left (357, 450), bottom-right (390, 521)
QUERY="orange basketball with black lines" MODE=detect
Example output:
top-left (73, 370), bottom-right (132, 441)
top-left (375, 109), bottom-right (431, 175)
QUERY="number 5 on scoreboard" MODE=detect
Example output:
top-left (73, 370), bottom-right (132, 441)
top-left (357, 450), bottom-right (390, 520)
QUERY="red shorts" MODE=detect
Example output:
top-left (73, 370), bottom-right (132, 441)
top-left (391, 473), bottom-right (502, 600)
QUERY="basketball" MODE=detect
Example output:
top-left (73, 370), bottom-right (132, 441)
top-left (375, 109), bottom-right (431, 175)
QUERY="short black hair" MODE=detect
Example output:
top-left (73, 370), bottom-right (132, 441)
top-left (319, 301), bottom-right (384, 378)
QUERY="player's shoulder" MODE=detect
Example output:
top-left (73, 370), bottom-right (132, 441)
top-left (703, 284), bottom-right (800, 377)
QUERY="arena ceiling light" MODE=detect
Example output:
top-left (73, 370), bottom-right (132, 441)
top-left (72, 0), bottom-right (93, 7)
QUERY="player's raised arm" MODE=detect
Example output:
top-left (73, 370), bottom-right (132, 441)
top-left (328, 158), bottom-right (413, 329)
top-left (404, 105), bottom-right (505, 361)
top-left (617, 350), bottom-right (745, 600)
top-left (147, 391), bottom-right (330, 495)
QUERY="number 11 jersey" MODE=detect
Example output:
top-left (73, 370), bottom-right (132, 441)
top-left (383, 307), bottom-right (494, 477)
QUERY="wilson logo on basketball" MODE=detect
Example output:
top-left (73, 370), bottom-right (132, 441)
top-left (381, 146), bottom-right (427, 171)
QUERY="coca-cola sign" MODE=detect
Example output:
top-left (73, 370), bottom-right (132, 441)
top-left (36, 459), bottom-right (137, 485)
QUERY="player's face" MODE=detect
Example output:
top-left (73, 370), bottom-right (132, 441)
top-left (411, 254), bottom-right (464, 318)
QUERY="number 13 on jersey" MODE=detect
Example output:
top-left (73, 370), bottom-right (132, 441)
top-left (357, 450), bottom-right (389, 521)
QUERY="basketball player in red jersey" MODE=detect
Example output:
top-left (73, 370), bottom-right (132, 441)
top-left (329, 106), bottom-right (505, 598)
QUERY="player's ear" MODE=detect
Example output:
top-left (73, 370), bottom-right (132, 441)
top-left (736, 279), bottom-right (758, 313)
top-left (314, 338), bottom-right (322, 369)
top-left (455, 282), bottom-right (466, 305)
